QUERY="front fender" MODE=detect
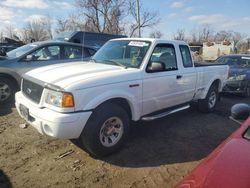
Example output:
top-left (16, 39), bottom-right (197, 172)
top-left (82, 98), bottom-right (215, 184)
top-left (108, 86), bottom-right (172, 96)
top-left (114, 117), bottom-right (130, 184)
top-left (80, 89), bottom-right (142, 121)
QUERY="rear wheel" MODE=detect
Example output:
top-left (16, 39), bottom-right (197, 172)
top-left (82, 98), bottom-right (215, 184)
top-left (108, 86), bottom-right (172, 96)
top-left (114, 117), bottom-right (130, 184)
top-left (80, 103), bottom-right (130, 157)
top-left (198, 84), bottom-right (218, 113)
top-left (0, 77), bottom-right (16, 105)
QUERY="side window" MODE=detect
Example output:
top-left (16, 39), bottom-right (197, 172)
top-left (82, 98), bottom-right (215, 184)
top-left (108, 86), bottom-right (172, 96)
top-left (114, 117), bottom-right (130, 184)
top-left (224, 57), bottom-right (240, 66)
top-left (85, 48), bottom-right (96, 56)
top-left (29, 46), bottom-right (60, 61)
top-left (149, 43), bottom-right (177, 72)
top-left (180, 45), bottom-right (193, 67)
top-left (239, 57), bottom-right (250, 67)
top-left (64, 46), bottom-right (83, 59)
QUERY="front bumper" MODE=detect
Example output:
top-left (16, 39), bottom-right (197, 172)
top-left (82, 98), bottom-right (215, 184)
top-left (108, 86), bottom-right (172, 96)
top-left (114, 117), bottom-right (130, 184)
top-left (223, 80), bottom-right (247, 94)
top-left (15, 91), bottom-right (92, 139)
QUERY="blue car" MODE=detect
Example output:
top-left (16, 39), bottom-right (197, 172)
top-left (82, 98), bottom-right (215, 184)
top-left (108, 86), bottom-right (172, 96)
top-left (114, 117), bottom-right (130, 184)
top-left (215, 54), bottom-right (250, 97)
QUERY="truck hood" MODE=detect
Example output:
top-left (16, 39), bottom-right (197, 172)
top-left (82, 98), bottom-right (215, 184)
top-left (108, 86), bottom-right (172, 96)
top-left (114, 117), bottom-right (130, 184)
top-left (25, 62), bottom-right (141, 90)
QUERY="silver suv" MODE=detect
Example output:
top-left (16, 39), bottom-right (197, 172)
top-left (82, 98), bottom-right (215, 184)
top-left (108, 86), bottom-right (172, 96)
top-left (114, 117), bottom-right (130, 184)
top-left (0, 41), bottom-right (96, 104)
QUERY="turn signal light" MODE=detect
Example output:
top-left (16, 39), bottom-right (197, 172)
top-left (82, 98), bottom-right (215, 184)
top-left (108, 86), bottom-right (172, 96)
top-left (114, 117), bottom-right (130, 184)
top-left (62, 93), bottom-right (74, 108)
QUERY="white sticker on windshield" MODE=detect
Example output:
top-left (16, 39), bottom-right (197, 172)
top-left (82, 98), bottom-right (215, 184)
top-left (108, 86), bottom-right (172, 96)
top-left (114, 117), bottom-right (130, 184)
top-left (128, 41), bottom-right (149, 47)
top-left (242, 57), bottom-right (250, 60)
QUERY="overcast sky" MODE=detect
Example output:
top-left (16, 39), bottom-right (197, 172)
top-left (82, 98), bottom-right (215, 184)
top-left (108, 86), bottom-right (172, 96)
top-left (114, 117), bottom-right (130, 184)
top-left (0, 0), bottom-right (250, 38)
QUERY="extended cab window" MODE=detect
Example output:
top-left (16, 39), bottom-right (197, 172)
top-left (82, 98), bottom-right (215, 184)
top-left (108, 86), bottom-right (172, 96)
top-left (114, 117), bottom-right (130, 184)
top-left (148, 43), bottom-right (177, 72)
top-left (180, 45), bottom-right (193, 67)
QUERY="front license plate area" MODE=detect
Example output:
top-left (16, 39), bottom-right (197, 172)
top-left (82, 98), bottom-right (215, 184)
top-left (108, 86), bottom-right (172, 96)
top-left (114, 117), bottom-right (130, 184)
top-left (19, 104), bottom-right (29, 121)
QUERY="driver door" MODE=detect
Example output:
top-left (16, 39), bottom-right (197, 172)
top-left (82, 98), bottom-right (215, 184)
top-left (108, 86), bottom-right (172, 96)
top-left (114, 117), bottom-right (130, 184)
top-left (142, 43), bottom-right (183, 115)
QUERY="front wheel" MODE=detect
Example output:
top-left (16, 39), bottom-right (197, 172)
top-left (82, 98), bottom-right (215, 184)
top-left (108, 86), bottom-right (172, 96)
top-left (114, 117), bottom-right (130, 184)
top-left (80, 103), bottom-right (130, 157)
top-left (198, 84), bottom-right (218, 113)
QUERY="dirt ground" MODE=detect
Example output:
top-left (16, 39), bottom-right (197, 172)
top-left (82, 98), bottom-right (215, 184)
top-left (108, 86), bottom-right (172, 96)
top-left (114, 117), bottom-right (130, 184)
top-left (1, 95), bottom-right (249, 188)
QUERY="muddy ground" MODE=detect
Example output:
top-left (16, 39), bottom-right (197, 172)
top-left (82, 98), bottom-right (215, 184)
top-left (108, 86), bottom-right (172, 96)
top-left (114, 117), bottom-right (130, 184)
top-left (0, 95), bottom-right (249, 188)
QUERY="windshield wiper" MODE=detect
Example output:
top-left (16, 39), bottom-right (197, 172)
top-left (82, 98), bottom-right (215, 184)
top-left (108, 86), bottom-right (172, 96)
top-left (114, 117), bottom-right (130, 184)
top-left (102, 59), bottom-right (128, 68)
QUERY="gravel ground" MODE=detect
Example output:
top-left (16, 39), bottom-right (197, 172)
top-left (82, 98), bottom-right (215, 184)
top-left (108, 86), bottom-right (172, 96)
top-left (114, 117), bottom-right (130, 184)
top-left (0, 94), bottom-right (249, 188)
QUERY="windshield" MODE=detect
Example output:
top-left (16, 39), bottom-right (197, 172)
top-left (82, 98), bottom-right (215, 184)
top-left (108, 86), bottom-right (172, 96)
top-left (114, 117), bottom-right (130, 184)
top-left (92, 40), bottom-right (151, 68)
top-left (7, 43), bottom-right (38, 58)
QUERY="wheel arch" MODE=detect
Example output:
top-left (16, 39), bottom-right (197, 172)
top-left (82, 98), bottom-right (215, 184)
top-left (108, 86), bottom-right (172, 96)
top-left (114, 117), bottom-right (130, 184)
top-left (97, 98), bottom-right (132, 119)
top-left (0, 73), bottom-right (19, 89)
top-left (201, 78), bottom-right (222, 99)
top-left (83, 92), bottom-right (140, 121)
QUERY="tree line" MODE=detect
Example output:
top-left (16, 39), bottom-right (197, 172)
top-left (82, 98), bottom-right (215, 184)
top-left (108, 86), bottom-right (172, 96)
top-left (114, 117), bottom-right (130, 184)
top-left (0, 0), bottom-right (159, 43)
top-left (0, 0), bottom-right (249, 53)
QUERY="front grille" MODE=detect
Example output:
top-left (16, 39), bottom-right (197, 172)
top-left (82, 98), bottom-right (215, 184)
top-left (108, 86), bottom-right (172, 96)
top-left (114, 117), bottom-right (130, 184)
top-left (22, 79), bottom-right (44, 104)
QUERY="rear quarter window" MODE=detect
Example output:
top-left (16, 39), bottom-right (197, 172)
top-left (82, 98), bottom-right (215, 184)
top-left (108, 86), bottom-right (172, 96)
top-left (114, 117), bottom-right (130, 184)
top-left (179, 45), bottom-right (193, 67)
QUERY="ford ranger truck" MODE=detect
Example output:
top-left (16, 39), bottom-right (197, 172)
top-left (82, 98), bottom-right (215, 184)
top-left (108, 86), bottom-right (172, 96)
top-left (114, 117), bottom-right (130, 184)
top-left (15, 38), bottom-right (229, 157)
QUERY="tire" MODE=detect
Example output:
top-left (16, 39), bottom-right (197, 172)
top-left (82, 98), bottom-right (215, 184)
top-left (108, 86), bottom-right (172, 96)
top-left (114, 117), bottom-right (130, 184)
top-left (242, 82), bottom-right (250, 98)
top-left (0, 77), bottom-right (16, 105)
top-left (80, 102), bottom-right (130, 157)
top-left (198, 84), bottom-right (218, 113)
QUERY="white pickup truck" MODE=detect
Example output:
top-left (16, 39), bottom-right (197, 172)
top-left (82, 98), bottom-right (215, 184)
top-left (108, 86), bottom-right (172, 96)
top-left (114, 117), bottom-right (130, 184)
top-left (15, 38), bottom-right (229, 157)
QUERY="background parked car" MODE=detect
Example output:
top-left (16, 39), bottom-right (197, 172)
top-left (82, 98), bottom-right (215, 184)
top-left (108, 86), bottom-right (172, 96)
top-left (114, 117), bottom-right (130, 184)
top-left (53, 31), bottom-right (127, 49)
top-left (0, 41), bottom-right (96, 104)
top-left (176, 103), bottom-right (250, 188)
top-left (215, 54), bottom-right (250, 97)
top-left (0, 37), bottom-right (24, 55)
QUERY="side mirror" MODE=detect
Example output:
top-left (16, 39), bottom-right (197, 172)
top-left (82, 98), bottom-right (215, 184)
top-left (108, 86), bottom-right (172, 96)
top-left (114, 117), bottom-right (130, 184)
top-left (147, 61), bottom-right (165, 72)
top-left (231, 103), bottom-right (250, 120)
top-left (25, 55), bottom-right (33, 62)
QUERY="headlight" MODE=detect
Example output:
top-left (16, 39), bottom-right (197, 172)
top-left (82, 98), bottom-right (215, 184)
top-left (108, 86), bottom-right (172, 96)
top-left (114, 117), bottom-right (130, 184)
top-left (45, 90), bottom-right (74, 108)
top-left (228, 74), bottom-right (246, 81)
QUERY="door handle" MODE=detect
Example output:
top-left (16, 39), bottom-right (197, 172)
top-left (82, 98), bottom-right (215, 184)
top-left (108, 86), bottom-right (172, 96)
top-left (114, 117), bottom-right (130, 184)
top-left (176, 75), bottom-right (182, 79)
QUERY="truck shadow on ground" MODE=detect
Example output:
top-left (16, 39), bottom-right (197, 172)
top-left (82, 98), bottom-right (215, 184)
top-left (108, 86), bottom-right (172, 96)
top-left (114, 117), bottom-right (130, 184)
top-left (73, 101), bottom-right (238, 167)
top-left (0, 102), bottom-right (14, 116)
top-left (0, 169), bottom-right (13, 188)
top-left (102, 109), bottom-right (237, 167)
top-left (101, 95), bottom-right (250, 168)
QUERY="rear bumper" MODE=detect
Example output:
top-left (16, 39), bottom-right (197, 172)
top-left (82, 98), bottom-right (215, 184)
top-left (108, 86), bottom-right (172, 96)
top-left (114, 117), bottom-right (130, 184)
top-left (15, 91), bottom-right (92, 139)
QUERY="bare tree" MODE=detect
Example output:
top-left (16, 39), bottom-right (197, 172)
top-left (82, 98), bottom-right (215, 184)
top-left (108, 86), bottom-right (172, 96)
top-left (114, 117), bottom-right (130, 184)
top-left (214, 30), bottom-right (231, 41)
top-left (149, 30), bottom-right (163, 38)
top-left (75, 0), bottom-right (125, 34)
top-left (214, 30), bottom-right (247, 44)
top-left (231, 31), bottom-right (247, 45)
top-left (21, 17), bottom-right (53, 42)
top-left (235, 37), bottom-right (250, 53)
top-left (127, 0), bottom-right (159, 37)
top-left (56, 14), bottom-right (84, 33)
top-left (189, 25), bottom-right (214, 43)
top-left (4, 24), bottom-right (16, 39)
top-left (173, 29), bottom-right (186, 41)
top-left (189, 28), bottom-right (199, 43)
top-left (199, 25), bottom-right (214, 42)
